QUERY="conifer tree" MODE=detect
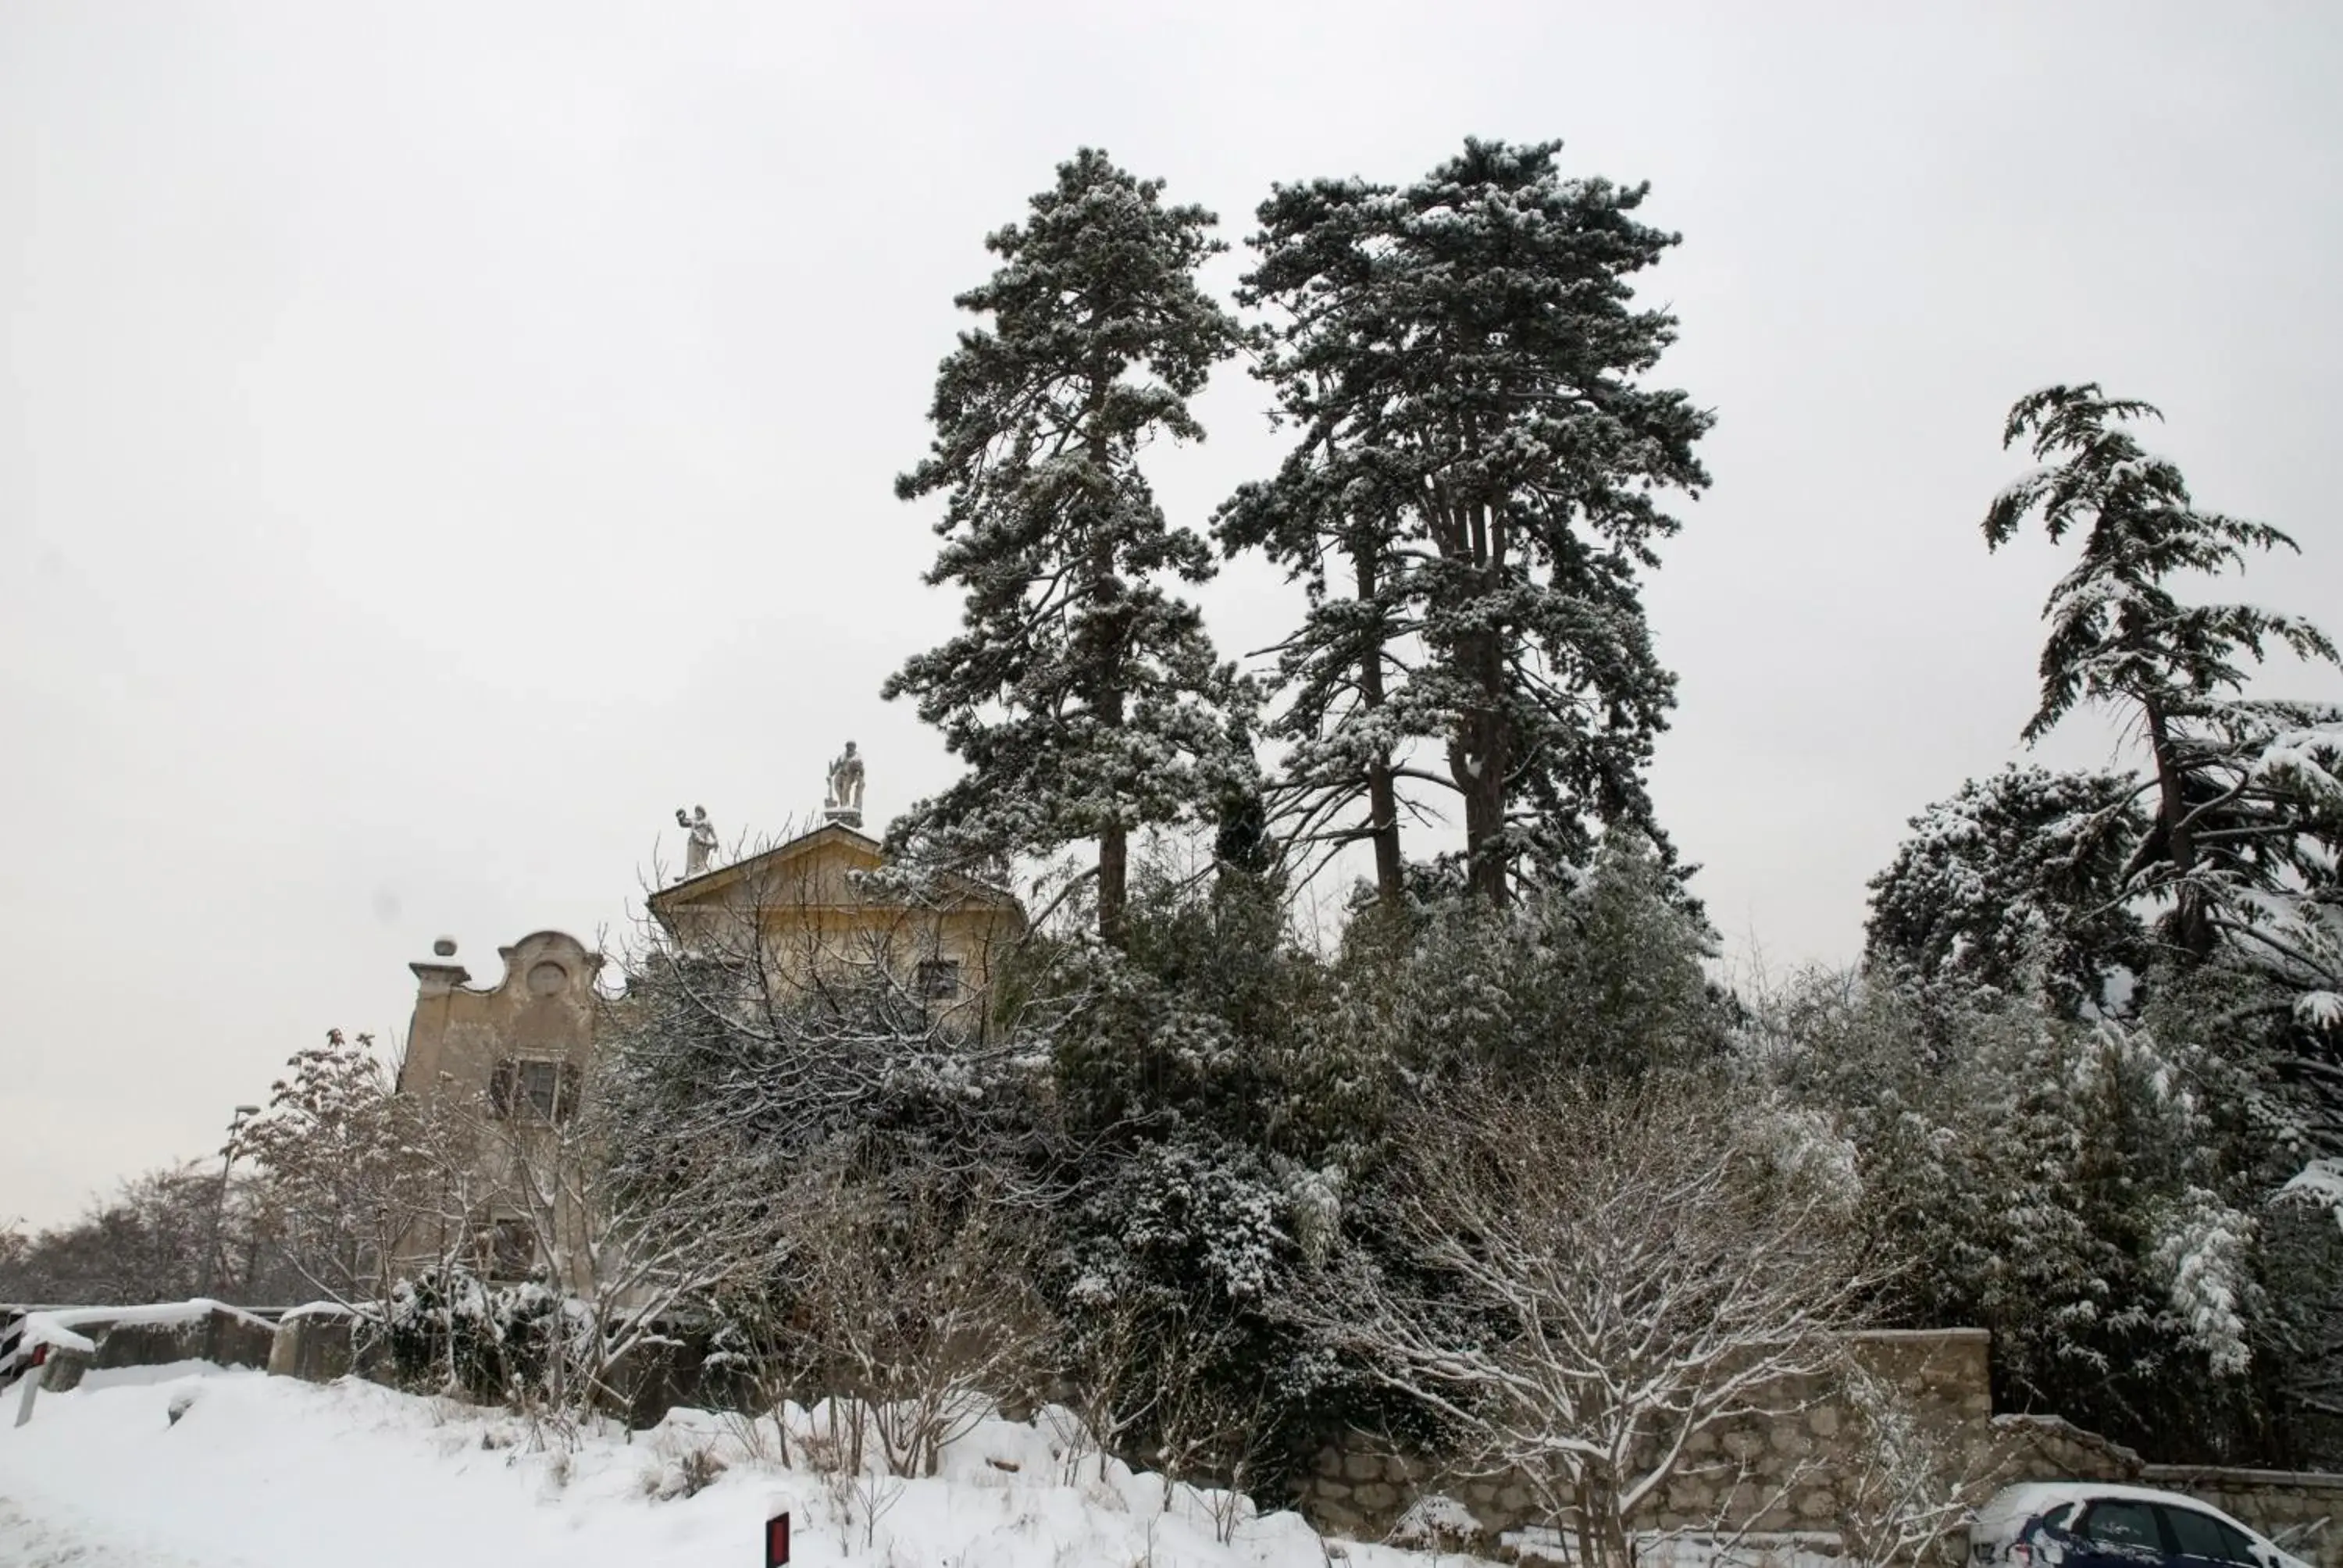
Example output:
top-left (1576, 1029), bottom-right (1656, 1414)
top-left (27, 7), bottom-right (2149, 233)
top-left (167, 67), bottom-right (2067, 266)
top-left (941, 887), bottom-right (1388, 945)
top-left (1985, 384), bottom-right (2340, 960)
top-left (887, 150), bottom-right (1248, 945)
top-left (1863, 764), bottom-right (2151, 1016)
top-left (1220, 141), bottom-right (1710, 905)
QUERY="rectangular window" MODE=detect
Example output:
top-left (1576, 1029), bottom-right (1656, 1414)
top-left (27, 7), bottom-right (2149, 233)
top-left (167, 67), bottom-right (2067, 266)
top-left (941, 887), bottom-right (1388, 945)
top-left (916, 958), bottom-right (962, 1001)
top-left (484, 1218), bottom-right (534, 1279)
top-left (490, 1057), bottom-right (579, 1121)
top-left (519, 1060), bottom-right (560, 1119)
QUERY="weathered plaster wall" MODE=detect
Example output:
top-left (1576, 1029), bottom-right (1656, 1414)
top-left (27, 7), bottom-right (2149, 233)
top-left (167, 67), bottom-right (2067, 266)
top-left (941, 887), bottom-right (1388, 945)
top-left (397, 928), bottom-right (601, 1102)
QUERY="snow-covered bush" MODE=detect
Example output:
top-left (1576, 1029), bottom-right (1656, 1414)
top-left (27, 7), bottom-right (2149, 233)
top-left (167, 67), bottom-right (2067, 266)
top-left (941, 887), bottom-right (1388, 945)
top-left (1338, 832), bottom-right (1725, 1089)
top-left (383, 1266), bottom-right (580, 1403)
top-left (1746, 971), bottom-right (2309, 1459)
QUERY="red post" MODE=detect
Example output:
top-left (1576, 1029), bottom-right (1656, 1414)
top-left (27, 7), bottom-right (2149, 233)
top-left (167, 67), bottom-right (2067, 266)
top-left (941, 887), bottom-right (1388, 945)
top-left (765, 1511), bottom-right (790, 1567)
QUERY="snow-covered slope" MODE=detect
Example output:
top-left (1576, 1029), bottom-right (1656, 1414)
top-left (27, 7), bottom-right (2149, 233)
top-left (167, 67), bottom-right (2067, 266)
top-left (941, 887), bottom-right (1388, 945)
top-left (0, 1367), bottom-right (1465, 1567)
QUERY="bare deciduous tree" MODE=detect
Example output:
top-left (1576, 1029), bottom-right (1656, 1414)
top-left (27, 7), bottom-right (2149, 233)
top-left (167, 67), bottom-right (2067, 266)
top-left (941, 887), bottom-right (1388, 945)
top-left (244, 1025), bottom-right (768, 1416)
top-left (1835, 1360), bottom-right (1995, 1568)
top-left (240, 1029), bottom-right (453, 1327)
top-left (412, 1053), bottom-right (769, 1414)
top-left (1300, 1078), bottom-right (1883, 1568)
top-left (769, 1147), bottom-right (1053, 1480)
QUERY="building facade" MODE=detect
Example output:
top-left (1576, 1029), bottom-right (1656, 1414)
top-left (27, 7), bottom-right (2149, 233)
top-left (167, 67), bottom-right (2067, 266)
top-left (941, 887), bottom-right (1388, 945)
top-left (392, 818), bottom-right (1026, 1281)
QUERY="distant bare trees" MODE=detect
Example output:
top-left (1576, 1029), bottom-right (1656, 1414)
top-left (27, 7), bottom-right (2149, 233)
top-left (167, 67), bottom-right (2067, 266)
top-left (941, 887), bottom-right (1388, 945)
top-left (0, 1162), bottom-right (301, 1306)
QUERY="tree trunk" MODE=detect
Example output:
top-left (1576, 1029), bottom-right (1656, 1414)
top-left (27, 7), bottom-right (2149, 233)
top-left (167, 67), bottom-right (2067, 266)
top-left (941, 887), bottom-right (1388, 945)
top-left (1086, 365), bottom-right (1131, 949)
top-left (1441, 449), bottom-right (1508, 907)
top-left (1098, 824), bottom-right (1128, 949)
top-left (1457, 706), bottom-right (1508, 906)
top-left (1353, 548), bottom-right (1404, 905)
top-left (1366, 758), bottom-right (1403, 906)
top-left (2145, 700), bottom-right (2213, 960)
top-left (1453, 608), bottom-right (1510, 907)
top-left (1571, 1472), bottom-right (1605, 1568)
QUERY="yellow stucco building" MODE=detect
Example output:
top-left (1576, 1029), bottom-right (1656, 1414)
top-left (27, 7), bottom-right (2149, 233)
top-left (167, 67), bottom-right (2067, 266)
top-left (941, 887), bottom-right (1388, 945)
top-left (390, 804), bottom-right (1026, 1281)
top-left (643, 821), bottom-right (1024, 1032)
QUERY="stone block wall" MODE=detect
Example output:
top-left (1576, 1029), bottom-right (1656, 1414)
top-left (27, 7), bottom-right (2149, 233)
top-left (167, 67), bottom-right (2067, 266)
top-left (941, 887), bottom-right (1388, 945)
top-left (1300, 1328), bottom-right (1993, 1544)
top-left (2140, 1469), bottom-right (2343, 1568)
top-left (36, 1303), bottom-right (278, 1391)
top-left (266, 1307), bottom-right (370, 1383)
top-left (1294, 1329), bottom-right (2338, 1566)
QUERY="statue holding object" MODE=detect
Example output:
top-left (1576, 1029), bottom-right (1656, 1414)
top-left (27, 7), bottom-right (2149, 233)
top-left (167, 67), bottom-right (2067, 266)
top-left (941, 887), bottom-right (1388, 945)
top-left (825, 742), bottom-right (865, 828)
top-left (674, 804), bottom-right (719, 881)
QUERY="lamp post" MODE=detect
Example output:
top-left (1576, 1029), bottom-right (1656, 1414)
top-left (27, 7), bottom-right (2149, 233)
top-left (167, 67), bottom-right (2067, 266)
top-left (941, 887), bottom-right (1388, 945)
top-left (197, 1104), bottom-right (262, 1303)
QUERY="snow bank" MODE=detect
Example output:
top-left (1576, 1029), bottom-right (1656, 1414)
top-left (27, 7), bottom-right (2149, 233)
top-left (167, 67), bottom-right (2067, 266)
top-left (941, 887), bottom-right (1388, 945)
top-left (0, 1368), bottom-right (1475, 1568)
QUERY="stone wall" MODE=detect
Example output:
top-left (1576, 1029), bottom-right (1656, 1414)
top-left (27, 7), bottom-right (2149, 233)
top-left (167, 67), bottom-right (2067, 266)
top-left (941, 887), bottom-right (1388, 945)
top-left (2142, 1468), bottom-right (2343, 1568)
top-left (264, 1306), bottom-right (380, 1384)
top-left (36, 1303), bottom-right (278, 1392)
top-left (1296, 1328), bottom-right (2343, 1565)
top-left (1300, 1329), bottom-right (1993, 1544)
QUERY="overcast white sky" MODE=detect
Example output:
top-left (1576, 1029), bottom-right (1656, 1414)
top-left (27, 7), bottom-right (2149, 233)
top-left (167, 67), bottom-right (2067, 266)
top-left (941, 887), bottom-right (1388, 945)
top-left (5, 1), bottom-right (2340, 1228)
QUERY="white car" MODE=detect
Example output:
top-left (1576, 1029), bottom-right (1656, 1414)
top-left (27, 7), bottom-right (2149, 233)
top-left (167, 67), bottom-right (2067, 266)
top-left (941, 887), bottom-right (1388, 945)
top-left (1969, 1483), bottom-right (2315, 1568)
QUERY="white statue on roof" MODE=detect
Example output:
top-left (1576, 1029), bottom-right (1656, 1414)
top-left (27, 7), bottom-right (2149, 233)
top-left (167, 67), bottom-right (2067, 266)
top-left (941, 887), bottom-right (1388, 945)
top-left (674, 804), bottom-right (719, 880)
top-left (825, 742), bottom-right (865, 828)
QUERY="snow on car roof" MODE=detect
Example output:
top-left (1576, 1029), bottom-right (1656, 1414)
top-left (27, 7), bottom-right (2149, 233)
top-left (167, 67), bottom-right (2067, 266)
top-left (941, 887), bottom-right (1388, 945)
top-left (1975, 1482), bottom-right (2264, 1541)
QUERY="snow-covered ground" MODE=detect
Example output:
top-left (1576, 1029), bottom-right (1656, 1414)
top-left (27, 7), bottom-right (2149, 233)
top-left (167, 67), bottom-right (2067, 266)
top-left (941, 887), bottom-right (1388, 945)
top-left (0, 1365), bottom-right (1475, 1567)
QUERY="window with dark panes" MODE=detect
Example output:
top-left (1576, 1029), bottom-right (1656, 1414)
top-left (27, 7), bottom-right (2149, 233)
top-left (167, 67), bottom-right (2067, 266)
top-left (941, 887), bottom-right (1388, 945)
top-left (916, 958), bottom-right (961, 1000)
top-left (489, 1218), bottom-right (533, 1278)
top-left (2081, 1502), bottom-right (2163, 1553)
top-left (519, 1060), bottom-right (559, 1119)
top-left (470, 1217), bottom-right (534, 1278)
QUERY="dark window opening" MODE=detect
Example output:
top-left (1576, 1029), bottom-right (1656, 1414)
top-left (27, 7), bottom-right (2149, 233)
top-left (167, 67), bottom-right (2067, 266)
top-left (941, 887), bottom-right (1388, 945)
top-left (916, 958), bottom-right (962, 1001)
top-left (489, 1057), bottom-right (581, 1121)
top-left (490, 1218), bottom-right (537, 1274)
top-left (476, 1217), bottom-right (535, 1280)
top-left (519, 1060), bottom-right (559, 1119)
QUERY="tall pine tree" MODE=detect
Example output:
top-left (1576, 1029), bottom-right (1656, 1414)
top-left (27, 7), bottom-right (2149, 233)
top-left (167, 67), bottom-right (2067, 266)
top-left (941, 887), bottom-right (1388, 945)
top-left (1220, 141), bottom-right (1710, 906)
top-left (886, 150), bottom-right (1248, 946)
top-left (1985, 383), bottom-right (2340, 960)
top-left (1218, 180), bottom-right (1414, 903)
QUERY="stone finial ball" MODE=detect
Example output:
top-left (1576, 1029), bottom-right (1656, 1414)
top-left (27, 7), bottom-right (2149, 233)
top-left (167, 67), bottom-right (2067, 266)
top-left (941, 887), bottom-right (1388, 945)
top-left (432, 936), bottom-right (458, 958)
